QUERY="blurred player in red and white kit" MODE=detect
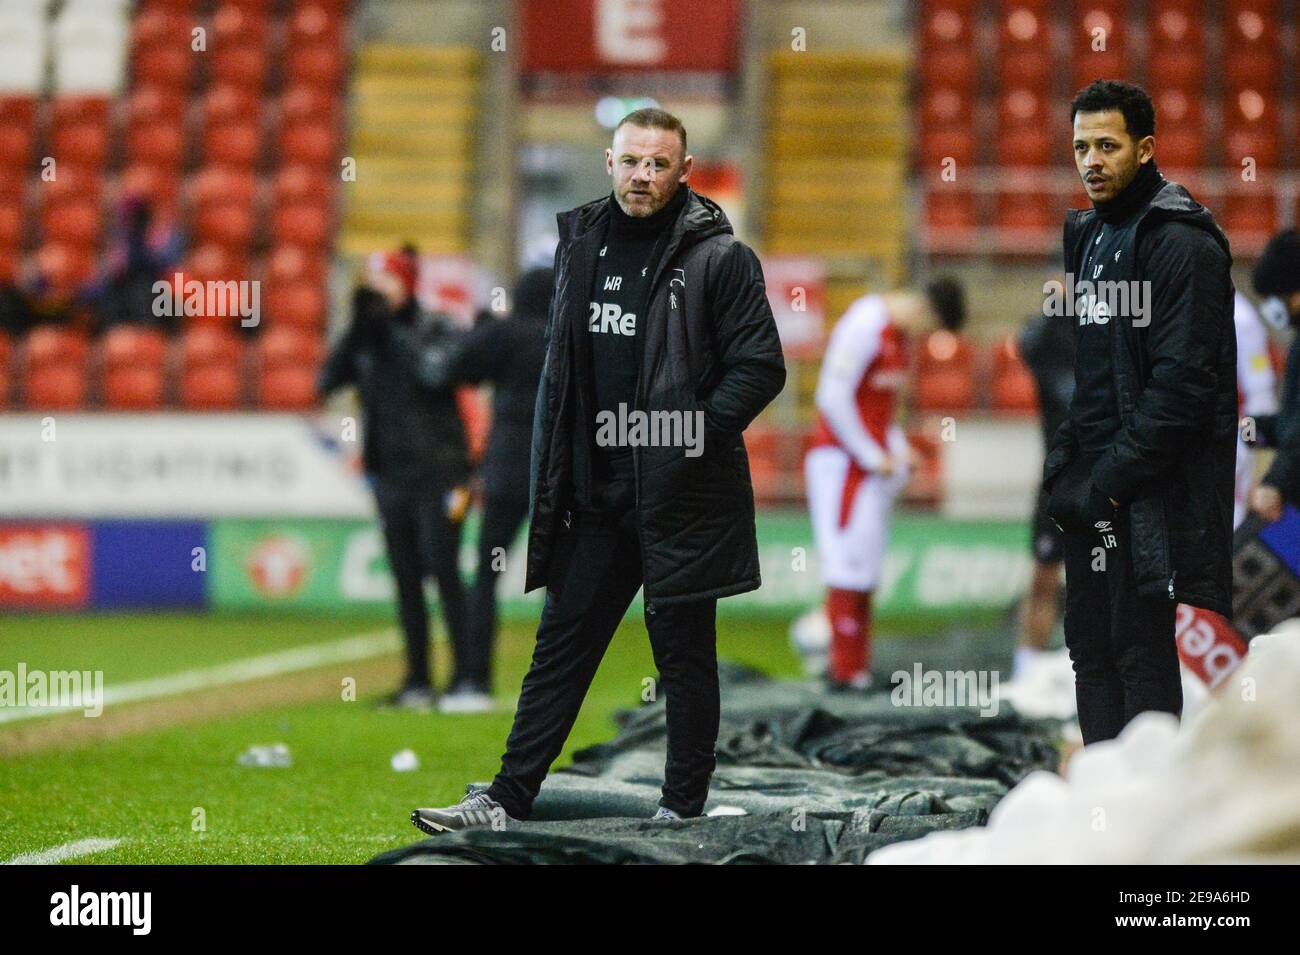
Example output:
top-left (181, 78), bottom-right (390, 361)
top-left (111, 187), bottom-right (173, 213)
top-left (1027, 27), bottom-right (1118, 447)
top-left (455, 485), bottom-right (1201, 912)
top-left (804, 278), bottom-right (966, 690)
top-left (1232, 292), bottom-right (1279, 528)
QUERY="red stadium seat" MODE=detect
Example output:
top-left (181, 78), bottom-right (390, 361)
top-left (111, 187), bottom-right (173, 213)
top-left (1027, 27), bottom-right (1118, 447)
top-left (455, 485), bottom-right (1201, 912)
top-left (191, 166), bottom-right (259, 214)
top-left (50, 96), bottom-right (112, 128)
top-left (183, 242), bottom-right (249, 289)
top-left (103, 366), bottom-right (167, 409)
top-left (280, 82), bottom-right (341, 128)
top-left (996, 190), bottom-right (1054, 231)
top-left (256, 325), bottom-right (323, 410)
top-left (119, 163), bottom-right (182, 211)
top-left (918, 125), bottom-right (975, 170)
top-left (210, 46), bottom-right (268, 92)
top-left (133, 45), bottom-right (194, 88)
top-left (126, 119), bottom-right (187, 170)
top-left (1072, 4), bottom-right (1129, 92)
top-left (212, 3), bottom-right (269, 48)
top-left (41, 197), bottom-right (102, 248)
top-left (23, 326), bottom-right (89, 409)
top-left (920, 44), bottom-right (976, 89)
top-left (102, 324), bottom-right (168, 370)
top-left (205, 121), bottom-right (262, 169)
top-left (264, 243), bottom-right (326, 286)
top-left (0, 201), bottom-right (24, 250)
top-left (131, 7), bottom-right (194, 54)
top-left (279, 122), bottom-right (338, 168)
top-left (204, 83), bottom-right (261, 130)
top-left (1223, 5), bottom-right (1280, 90)
top-left (100, 325), bottom-right (169, 409)
top-left (914, 330), bottom-right (976, 413)
top-left (127, 85), bottom-right (187, 126)
top-left (179, 364), bottom-right (243, 409)
top-left (0, 95), bottom-right (37, 129)
top-left (25, 325), bottom-right (88, 368)
top-left (180, 324), bottom-right (243, 367)
top-left (919, 2), bottom-right (974, 48)
top-left (25, 364), bottom-right (88, 409)
top-left (924, 189), bottom-right (977, 232)
top-left (1148, 2), bottom-right (1204, 92)
top-left (273, 200), bottom-right (332, 248)
top-left (265, 280), bottom-right (326, 328)
top-left (258, 324), bottom-right (323, 370)
top-left (1223, 89), bottom-right (1282, 168)
top-left (194, 201), bottom-right (257, 252)
top-left (178, 325), bottom-right (244, 409)
top-left (272, 165), bottom-right (333, 207)
top-left (998, 3), bottom-right (1053, 87)
top-left (287, 43), bottom-right (346, 89)
top-left (289, 2), bottom-right (346, 47)
top-left (257, 365), bottom-right (319, 410)
top-left (0, 125), bottom-right (34, 168)
top-left (34, 243), bottom-right (96, 295)
top-left (1223, 191), bottom-right (1278, 239)
top-left (920, 85), bottom-right (972, 128)
top-left (52, 122), bottom-right (112, 168)
top-left (990, 336), bottom-right (1038, 414)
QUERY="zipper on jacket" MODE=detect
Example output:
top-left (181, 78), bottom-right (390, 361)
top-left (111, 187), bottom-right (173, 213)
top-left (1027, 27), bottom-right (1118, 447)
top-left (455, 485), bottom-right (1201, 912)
top-left (1168, 569), bottom-right (1176, 601)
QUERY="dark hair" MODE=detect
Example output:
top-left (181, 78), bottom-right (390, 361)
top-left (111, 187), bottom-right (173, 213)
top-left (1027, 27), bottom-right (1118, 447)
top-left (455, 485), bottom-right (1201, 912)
top-left (1069, 79), bottom-right (1156, 140)
top-left (1253, 229), bottom-right (1300, 298)
top-left (926, 276), bottom-right (966, 332)
top-left (614, 107), bottom-right (687, 152)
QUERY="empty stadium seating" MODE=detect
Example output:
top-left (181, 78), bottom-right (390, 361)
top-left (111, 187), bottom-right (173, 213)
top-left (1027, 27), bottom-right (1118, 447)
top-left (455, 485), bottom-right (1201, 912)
top-left (917, 0), bottom-right (1300, 257)
top-left (0, 0), bottom-right (353, 410)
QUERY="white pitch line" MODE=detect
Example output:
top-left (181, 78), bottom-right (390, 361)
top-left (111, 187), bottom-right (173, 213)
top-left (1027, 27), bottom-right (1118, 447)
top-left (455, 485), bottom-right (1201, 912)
top-left (3, 837), bottom-right (123, 865)
top-left (0, 629), bottom-right (400, 725)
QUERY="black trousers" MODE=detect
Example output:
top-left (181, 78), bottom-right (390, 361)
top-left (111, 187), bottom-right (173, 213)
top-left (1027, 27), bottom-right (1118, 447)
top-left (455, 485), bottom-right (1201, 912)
top-left (1061, 501), bottom-right (1182, 744)
top-left (487, 479), bottom-right (720, 819)
top-left (374, 481), bottom-right (469, 689)
top-left (461, 492), bottom-right (530, 688)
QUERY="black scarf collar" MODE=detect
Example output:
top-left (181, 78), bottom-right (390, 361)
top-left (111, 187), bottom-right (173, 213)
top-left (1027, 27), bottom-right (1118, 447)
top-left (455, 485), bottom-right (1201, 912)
top-left (606, 184), bottom-right (688, 238)
top-left (1092, 159), bottom-right (1164, 225)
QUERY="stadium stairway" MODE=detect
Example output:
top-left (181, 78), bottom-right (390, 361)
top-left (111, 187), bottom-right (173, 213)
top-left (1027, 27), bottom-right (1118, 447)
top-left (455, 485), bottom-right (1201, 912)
top-left (339, 44), bottom-right (482, 257)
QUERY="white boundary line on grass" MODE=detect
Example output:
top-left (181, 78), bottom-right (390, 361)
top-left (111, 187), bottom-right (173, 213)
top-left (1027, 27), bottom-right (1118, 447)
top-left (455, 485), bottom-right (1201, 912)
top-left (0, 629), bottom-right (400, 725)
top-left (3, 837), bottom-right (123, 865)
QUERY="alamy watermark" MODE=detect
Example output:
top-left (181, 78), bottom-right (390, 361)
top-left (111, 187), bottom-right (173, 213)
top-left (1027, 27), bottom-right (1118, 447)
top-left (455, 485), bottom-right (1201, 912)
top-left (1044, 275), bottom-right (1152, 328)
top-left (890, 664), bottom-right (1000, 717)
top-left (0, 663), bottom-right (104, 717)
top-left (595, 402), bottom-right (705, 458)
top-left (153, 275), bottom-right (261, 328)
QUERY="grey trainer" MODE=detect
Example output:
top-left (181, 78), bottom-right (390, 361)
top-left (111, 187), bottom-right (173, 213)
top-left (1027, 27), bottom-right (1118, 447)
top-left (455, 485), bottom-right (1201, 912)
top-left (411, 792), bottom-right (515, 834)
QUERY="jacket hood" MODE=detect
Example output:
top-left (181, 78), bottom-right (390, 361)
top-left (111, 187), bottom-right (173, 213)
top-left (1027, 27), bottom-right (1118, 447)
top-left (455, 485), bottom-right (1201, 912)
top-left (556, 187), bottom-right (733, 246)
top-left (1070, 179), bottom-right (1231, 255)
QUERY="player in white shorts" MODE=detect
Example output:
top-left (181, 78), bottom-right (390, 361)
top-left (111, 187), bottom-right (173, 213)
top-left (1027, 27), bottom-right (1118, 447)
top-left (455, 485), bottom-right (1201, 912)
top-left (1233, 292), bottom-right (1278, 528)
top-left (804, 278), bottom-right (965, 690)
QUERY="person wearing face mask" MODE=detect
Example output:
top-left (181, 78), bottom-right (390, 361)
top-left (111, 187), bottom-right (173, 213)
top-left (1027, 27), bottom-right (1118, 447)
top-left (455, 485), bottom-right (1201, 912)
top-left (1247, 230), bottom-right (1300, 523)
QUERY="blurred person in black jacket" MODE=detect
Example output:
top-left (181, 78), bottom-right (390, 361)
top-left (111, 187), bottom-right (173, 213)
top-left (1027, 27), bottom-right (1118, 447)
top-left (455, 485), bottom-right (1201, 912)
top-left (1014, 286), bottom-right (1075, 680)
top-left (418, 266), bottom-right (551, 712)
top-left (318, 250), bottom-right (472, 710)
top-left (1247, 230), bottom-right (1300, 523)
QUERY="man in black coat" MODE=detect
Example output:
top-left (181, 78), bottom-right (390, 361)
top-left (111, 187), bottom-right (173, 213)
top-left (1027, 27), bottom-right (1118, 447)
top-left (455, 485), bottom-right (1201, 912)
top-left (318, 251), bottom-right (472, 710)
top-left (417, 266), bottom-right (551, 712)
top-left (1246, 230), bottom-right (1300, 522)
top-left (1043, 80), bottom-right (1236, 744)
top-left (413, 108), bottom-right (786, 832)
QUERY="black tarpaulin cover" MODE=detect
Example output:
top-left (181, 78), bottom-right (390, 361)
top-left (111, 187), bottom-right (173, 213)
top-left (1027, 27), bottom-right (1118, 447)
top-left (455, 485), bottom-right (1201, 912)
top-left (371, 664), bottom-right (1061, 865)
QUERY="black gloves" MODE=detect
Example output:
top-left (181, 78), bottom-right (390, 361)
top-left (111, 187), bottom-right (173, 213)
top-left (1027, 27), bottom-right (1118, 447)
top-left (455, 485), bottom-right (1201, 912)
top-left (1046, 458), bottom-right (1118, 536)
